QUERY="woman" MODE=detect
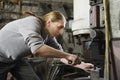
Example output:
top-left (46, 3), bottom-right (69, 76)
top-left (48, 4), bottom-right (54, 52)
top-left (0, 10), bottom-right (93, 80)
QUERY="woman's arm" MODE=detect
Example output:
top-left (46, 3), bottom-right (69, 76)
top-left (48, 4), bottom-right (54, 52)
top-left (34, 44), bottom-right (81, 65)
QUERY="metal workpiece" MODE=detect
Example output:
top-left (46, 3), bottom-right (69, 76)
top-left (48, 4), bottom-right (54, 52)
top-left (90, 67), bottom-right (101, 80)
top-left (74, 67), bottom-right (101, 80)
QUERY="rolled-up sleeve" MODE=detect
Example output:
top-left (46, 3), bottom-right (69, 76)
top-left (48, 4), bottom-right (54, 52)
top-left (18, 17), bottom-right (44, 53)
top-left (19, 29), bottom-right (44, 53)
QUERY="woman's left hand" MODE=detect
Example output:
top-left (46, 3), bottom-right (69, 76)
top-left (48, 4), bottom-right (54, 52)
top-left (60, 58), bottom-right (94, 73)
top-left (74, 62), bottom-right (94, 73)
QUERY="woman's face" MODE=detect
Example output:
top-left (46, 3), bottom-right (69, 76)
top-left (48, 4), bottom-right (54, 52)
top-left (47, 20), bottom-right (65, 37)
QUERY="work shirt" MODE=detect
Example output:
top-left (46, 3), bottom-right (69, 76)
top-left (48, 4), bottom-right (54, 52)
top-left (0, 16), bottom-right (62, 62)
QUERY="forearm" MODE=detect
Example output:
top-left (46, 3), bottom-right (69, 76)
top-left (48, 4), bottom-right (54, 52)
top-left (34, 45), bottom-right (70, 58)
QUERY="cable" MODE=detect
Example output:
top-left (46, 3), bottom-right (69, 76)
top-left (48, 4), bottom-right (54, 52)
top-left (103, 0), bottom-right (110, 80)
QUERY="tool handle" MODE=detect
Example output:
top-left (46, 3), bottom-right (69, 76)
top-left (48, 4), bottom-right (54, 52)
top-left (68, 60), bottom-right (72, 64)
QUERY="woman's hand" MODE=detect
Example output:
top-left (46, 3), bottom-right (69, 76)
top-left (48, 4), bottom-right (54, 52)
top-left (66, 54), bottom-right (81, 65)
top-left (74, 62), bottom-right (94, 73)
top-left (60, 58), bottom-right (94, 73)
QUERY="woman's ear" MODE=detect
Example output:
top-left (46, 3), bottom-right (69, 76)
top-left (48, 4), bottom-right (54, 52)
top-left (45, 20), bottom-right (51, 29)
top-left (46, 19), bottom-right (51, 25)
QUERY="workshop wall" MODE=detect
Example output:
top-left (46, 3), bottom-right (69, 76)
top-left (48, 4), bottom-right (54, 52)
top-left (0, 0), bottom-right (106, 80)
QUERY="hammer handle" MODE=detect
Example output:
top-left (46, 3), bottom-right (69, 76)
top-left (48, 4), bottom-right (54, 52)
top-left (68, 60), bottom-right (72, 64)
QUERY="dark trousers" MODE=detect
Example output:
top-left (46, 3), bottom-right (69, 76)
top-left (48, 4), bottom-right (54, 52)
top-left (0, 59), bottom-right (40, 80)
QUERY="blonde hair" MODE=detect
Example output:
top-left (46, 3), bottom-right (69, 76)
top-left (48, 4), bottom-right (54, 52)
top-left (43, 11), bottom-right (66, 23)
top-left (23, 10), bottom-right (66, 23)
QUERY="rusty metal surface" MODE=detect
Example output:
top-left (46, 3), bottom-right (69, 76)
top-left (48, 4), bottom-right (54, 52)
top-left (112, 40), bottom-right (120, 80)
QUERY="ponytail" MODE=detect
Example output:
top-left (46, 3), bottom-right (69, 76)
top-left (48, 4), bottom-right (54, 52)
top-left (23, 11), bottom-right (42, 20)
